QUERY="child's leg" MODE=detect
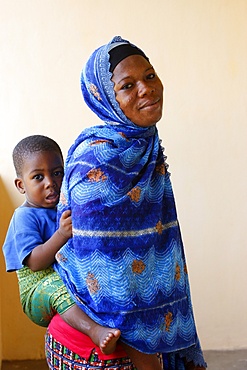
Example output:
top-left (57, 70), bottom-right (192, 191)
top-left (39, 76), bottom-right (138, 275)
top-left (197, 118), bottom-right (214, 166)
top-left (45, 270), bottom-right (121, 354)
top-left (61, 305), bottom-right (121, 354)
top-left (120, 342), bottom-right (162, 370)
top-left (17, 267), bottom-right (59, 327)
top-left (18, 267), bottom-right (121, 354)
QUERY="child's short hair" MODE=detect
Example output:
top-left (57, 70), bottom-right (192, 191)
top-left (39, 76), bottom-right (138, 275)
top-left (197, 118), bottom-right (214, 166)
top-left (13, 135), bottom-right (63, 177)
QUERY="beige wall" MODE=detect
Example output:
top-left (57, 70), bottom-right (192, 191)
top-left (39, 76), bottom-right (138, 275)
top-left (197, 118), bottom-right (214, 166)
top-left (0, 178), bottom-right (46, 361)
top-left (0, 0), bottom-right (247, 361)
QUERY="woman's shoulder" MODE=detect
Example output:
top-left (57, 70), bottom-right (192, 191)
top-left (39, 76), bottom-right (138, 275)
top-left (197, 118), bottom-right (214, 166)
top-left (68, 125), bottom-right (125, 153)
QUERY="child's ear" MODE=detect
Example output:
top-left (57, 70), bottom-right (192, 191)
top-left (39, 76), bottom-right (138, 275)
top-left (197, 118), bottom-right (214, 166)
top-left (14, 178), bottom-right (25, 194)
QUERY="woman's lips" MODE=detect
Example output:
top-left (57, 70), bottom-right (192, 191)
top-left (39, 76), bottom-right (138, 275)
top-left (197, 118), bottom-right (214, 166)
top-left (139, 98), bottom-right (160, 110)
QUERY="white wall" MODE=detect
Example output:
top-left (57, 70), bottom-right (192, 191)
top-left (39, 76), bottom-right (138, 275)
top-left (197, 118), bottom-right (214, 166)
top-left (0, 0), bottom-right (246, 359)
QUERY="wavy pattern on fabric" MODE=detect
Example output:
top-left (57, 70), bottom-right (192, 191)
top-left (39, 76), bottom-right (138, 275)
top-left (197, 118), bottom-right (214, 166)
top-left (55, 126), bottom-right (197, 354)
top-left (57, 234), bottom-right (187, 305)
top-left (54, 36), bottom-right (207, 367)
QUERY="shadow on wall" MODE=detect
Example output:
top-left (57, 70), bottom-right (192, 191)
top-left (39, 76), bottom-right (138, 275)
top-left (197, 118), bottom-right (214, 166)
top-left (0, 176), bottom-right (15, 242)
top-left (0, 176), bottom-right (15, 300)
top-left (0, 176), bottom-right (16, 364)
top-left (0, 177), bottom-right (46, 361)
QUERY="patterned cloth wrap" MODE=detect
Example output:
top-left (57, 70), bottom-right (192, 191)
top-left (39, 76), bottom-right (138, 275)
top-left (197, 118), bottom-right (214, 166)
top-left (54, 36), bottom-right (206, 367)
top-left (45, 330), bottom-right (138, 370)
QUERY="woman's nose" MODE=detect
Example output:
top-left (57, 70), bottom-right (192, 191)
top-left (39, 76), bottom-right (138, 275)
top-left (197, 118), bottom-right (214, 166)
top-left (137, 81), bottom-right (154, 97)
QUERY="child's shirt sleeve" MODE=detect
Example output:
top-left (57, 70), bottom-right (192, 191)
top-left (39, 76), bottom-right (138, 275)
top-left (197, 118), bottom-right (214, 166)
top-left (2, 206), bottom-right (56, 272)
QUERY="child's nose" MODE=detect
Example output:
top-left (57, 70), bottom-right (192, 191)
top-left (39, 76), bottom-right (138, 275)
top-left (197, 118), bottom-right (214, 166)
top-left (45, 176), bottom-right (55, 188)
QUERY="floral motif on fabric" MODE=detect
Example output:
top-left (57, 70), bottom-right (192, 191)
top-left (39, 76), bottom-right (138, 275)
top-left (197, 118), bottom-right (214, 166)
top-left (127, 187), bottom-right (141, 202)
top-left (184, 264), bottom-right (188, 274)
top-left (165, 311), bottom-right (173, 332)
top-left (175, 262), bottom-right (181, 281)
top-left (87, 168), bottom-right (107, 182)
top-left (56, 252), bottom-right (67, 263)
top-left (155, 220), bottom-right (163, 235)
top-left (119, 132), bottom-right (129, 141)
top-left (89, 83), bottom-right (102, 101)
top-left (156, 163), bottom-right (166, 176)
top-left (86, 272), bottom-right (100, 294)
top-left (132, 259), bottom-right (146, 274)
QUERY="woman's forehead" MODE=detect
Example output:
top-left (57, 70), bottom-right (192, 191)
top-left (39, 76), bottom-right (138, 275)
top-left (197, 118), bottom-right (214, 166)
top-left (111, 55), bottom-right (153, 80)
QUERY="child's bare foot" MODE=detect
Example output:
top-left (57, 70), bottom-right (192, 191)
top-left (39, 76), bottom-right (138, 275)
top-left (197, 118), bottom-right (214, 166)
top-left (100, 329), bottom-right (121, 354)
top-left (91, 326), bottom-right (121, 355)
top-left (60, 306), bottom-right (121, 355)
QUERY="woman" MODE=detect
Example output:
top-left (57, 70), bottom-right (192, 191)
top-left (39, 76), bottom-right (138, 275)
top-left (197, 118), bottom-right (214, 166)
top-left (46, 36), bottom-right (207, 369)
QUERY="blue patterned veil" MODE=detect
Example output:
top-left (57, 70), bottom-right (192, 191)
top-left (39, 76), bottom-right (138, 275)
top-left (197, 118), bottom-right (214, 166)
top-left (80, 36), bottom-right (155, 133)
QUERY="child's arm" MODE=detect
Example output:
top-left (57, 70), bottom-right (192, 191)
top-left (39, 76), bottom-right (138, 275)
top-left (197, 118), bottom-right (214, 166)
top-left (25, 209), bottom-right (72, 271)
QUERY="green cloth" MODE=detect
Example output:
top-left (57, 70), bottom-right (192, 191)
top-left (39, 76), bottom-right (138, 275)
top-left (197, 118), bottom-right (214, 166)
top-left (17, 266), bottom-right (75, 327)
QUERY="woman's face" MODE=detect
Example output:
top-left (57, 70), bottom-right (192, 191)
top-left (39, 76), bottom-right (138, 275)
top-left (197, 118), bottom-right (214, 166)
top-left (111, 55), bottom-right (163, 127)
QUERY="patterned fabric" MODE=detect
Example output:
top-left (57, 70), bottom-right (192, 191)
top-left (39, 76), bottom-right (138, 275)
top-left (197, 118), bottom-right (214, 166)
top-left (45, 330), bottom-right (137, 369)
top-left (45, 328), bottom-right (190, 369)
top-left (17, 266), bottom-right (74, 327)
top-left (46, 330), bottom-right (169, 369)
top-left (54, 36), bottom-right (206, 367)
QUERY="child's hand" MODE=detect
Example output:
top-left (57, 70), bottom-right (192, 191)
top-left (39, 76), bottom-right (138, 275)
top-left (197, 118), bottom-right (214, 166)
top-left (58, 210), bottom-right (72, 240)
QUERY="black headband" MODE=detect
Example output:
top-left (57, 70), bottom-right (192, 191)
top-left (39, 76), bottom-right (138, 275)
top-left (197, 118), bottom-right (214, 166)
top-left (109, 44), bottom-right (149, 73)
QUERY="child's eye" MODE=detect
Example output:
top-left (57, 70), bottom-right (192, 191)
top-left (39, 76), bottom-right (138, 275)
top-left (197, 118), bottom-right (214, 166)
top-left (53, 170), bottom-right (64, 177)
top-left (33, 174), bottom-right (43, 180)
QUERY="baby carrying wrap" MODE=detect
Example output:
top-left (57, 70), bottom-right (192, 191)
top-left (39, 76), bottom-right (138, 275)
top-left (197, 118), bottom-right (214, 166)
top-left (54, 36), bottom-right (205, 365)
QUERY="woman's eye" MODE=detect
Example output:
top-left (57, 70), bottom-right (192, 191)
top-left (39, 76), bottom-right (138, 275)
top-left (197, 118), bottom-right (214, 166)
top-left (147, 73), bottom-right (156, 80)
top-left (122, 82), bottom-right (132, 90)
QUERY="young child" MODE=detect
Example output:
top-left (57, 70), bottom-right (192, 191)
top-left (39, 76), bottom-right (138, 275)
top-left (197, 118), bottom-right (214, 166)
top-left (2, 134), bottom-right (120, 355)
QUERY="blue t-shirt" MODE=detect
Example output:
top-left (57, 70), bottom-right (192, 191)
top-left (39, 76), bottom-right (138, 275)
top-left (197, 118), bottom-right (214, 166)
top-left (2, 205), bottom-right (56, 272)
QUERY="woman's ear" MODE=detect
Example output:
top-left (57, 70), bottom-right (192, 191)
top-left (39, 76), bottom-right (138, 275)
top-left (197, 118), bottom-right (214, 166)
top-left (14, 178), bottom-right (25, 194)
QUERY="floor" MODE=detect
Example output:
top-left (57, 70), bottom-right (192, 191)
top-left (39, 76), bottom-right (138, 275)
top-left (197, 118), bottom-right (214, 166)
top-left (2, 350), bottom-right (247, 369)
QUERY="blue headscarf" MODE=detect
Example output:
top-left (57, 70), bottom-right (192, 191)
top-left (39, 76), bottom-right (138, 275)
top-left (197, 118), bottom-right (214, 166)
top-left (81, 35), bottom-right (151, 130)
top-left (54, 36), bottom-right (206, 367)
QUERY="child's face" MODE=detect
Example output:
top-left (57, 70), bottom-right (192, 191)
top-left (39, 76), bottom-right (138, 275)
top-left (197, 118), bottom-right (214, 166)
top-left (15, 151), bottom-right (64, 208)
